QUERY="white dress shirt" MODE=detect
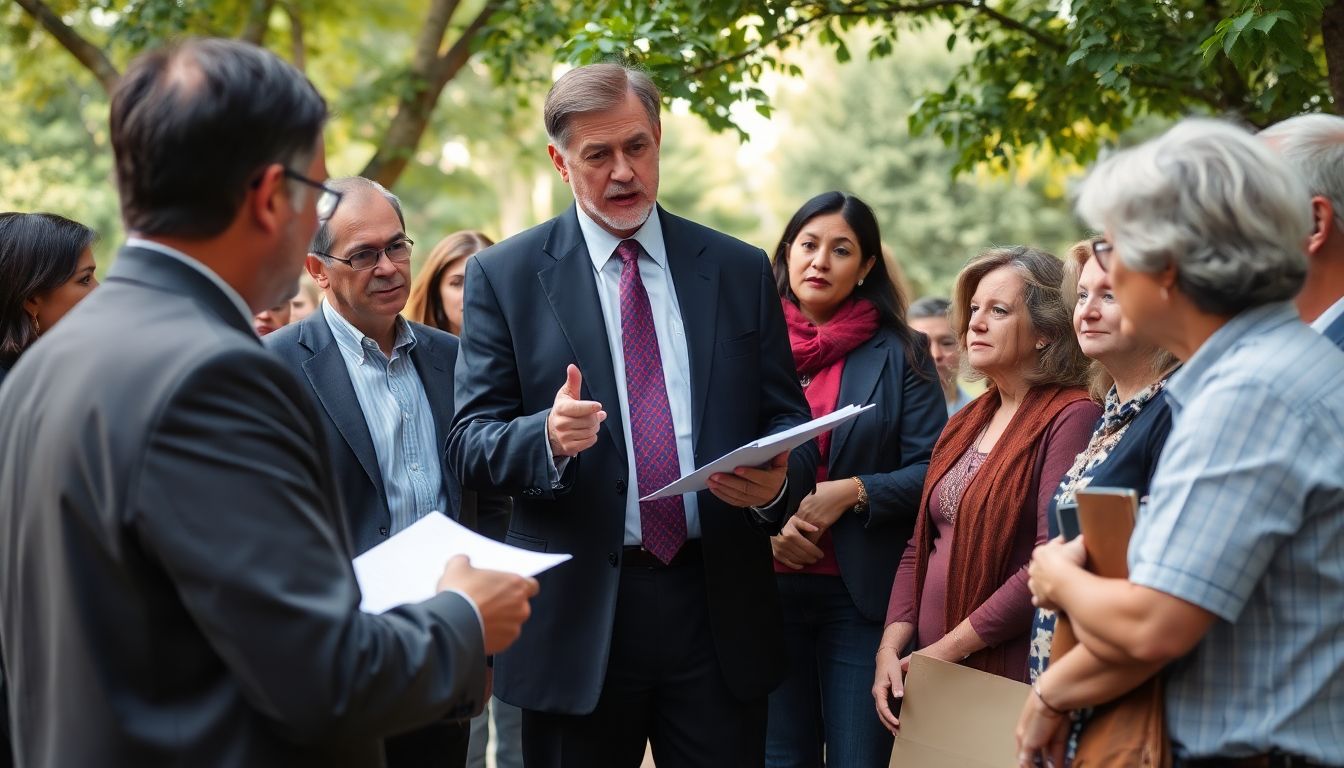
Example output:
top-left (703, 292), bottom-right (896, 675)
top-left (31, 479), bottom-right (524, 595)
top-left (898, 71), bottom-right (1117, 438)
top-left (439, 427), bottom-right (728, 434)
top-left (1309, 294), bottom-right (1344, 333)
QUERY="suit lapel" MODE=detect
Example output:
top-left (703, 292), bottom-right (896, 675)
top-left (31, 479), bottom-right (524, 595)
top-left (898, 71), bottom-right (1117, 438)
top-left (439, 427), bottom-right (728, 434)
top-left (661, 208), bottom-right (718, 446)
top-left (409, 329), bottom-right (453, 456)
top-left (298, 312), bottom-right (386, 495)
top-left (538, 207), bottom-right (627, 460)
top-left (829, 334), bottom-right (887, 473)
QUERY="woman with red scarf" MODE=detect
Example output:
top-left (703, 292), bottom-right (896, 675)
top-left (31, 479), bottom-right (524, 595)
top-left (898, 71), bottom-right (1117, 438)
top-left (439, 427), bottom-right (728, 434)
top-left (873, 246), bottom-right (1099, 736)
top-left (765, 192), bottom-right (947, 768)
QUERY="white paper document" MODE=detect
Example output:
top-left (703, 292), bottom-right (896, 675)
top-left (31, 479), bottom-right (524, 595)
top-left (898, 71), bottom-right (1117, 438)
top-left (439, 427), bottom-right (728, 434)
top-left (352, 512), bottom-right (571, 614)
top-left (640, 403), bottom-right (875, 501)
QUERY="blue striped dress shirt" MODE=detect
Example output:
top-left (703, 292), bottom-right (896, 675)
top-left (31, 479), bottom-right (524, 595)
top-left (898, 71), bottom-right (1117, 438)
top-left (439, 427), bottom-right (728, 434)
top-left (322, 301), bottom-right (446, 534)
top-left (1128, 302), bottom-right (1344, 763)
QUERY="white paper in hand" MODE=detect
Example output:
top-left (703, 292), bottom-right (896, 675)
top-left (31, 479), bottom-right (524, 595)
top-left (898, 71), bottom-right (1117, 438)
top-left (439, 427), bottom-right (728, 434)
top-left (640, 403), bottom-right (875, 501)
top-left (352, 512), bottom-right (571, 614)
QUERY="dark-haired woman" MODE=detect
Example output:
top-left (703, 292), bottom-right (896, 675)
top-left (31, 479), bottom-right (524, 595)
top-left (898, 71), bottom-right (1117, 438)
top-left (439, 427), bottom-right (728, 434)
top-left (0, 212), bottom-right (99, 387)
top-left (765, 192), bottom-right (946, 768)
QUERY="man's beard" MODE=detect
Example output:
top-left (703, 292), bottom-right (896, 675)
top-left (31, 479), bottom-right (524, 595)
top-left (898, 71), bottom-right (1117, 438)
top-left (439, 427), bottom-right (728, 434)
top-left (577, 184), bottom-right (653, 234)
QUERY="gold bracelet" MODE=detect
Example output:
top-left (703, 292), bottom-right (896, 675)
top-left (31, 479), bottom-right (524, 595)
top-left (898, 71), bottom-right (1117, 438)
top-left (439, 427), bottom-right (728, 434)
top-left (853, 476), bottom-right (869, 514)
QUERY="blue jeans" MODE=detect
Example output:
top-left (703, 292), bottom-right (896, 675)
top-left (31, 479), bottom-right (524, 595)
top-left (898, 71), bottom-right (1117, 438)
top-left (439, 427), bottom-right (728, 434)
top-left (766, 574), bottom-right (892, 768)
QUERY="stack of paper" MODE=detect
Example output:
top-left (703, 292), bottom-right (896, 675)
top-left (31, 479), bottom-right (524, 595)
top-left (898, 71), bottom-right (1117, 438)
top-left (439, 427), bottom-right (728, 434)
top-left (641, 403), bottom-right (875, 501)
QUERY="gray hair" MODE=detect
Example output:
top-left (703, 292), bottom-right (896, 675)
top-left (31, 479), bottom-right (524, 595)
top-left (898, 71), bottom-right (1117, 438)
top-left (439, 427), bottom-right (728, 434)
top-left (310, 176), bottom-right (406, 257)
top-left (1076, 118), bottom-right (1310, 316)
top-left (909, 296), bottom-right (952, 320)
top-left (543, 63), bottom-right (661, 152)
top-left (1259, 113), bottom-right (1344, 231)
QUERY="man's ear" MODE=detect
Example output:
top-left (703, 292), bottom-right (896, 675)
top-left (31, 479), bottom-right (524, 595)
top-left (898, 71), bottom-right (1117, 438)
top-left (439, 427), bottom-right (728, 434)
top-left (306, 254), bottom-right (330, 290)
top-left (249, 163), bottom-right (289, 235)
top-left (1307, 195), bottom-right (1335, 257)
top-left (547, 144), bottom-right (570, 183)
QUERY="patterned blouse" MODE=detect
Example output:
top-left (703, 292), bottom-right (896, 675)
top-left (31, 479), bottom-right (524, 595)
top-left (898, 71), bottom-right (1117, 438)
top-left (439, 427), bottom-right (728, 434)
top-left (1027, 377), bottom-right (1169, 682)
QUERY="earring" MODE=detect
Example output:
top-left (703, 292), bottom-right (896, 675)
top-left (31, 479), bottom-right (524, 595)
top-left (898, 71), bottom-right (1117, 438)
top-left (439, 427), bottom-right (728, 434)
top-left (1160, 286), bottom-right (1170, 302)
top-left (857, 278), bottom-right (865, 286)
top-left (29, 314), bottom-right (40, 336)
top-left (1035, 341), bottom-right (1046, 350)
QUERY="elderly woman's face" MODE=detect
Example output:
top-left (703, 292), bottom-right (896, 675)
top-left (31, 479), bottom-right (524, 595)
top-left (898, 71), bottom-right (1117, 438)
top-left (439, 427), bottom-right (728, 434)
top-left (1074, 255), bottom-right (1143, 363)
top-left (965, 266), bottom-right (1045, 382)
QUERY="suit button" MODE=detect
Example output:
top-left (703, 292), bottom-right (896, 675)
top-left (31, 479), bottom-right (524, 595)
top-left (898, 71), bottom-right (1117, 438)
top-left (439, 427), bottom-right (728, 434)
top-left (379, 527), bottom-right (388, 536)
top-left (608, 552), bottom-right (618, 567)
top-left (615, 479), bottom-right (627, 494)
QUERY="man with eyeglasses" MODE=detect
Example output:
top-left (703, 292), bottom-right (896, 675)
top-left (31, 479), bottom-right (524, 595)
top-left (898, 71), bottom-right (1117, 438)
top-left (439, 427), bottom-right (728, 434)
top-left (0, 40), bottom-right (536, 768)
top-left (267, 175), bottom-right (490, 767)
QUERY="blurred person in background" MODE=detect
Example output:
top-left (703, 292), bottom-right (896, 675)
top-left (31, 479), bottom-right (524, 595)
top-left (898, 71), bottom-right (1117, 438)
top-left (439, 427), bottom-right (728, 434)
top-left (1022, 119), bottom-right (1344, 768)
top-left (1259, 114), bottom-right (1344, 348)
top-left (253, 298), bottom-right (292, 336)
top-left (405, 230), bottom-right (494, 339)
top-left (908, 296), bottom-right (972, 414)
top-left (765, 192), bottom-right (946, 768)
top-left (0, 212), bottom-right (98, 387)
top-left (290, 271), bottom-right (321, 323)
top-left (875, 246), bottom-right (1098, 735)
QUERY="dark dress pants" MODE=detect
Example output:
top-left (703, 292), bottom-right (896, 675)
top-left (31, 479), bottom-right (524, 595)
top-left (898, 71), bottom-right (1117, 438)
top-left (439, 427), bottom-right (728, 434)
top-left (521, 546), bottom-right (767, 768)
top-left (385, 719), bottom-right (470, 768)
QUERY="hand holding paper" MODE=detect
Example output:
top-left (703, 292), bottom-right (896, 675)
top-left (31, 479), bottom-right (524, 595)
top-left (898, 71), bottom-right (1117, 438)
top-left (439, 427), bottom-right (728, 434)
top-left (437, 554), bottom-right (540, 654)
top-left (706, 450), bottom-right (789, 508)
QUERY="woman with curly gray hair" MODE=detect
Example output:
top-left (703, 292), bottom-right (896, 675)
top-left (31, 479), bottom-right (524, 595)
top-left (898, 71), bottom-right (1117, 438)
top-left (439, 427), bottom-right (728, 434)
top-left (1020, 118), bottom-right (1344, 768)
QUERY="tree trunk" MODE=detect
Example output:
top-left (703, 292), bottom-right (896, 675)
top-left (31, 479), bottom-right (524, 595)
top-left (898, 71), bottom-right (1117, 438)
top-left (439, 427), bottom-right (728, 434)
top-left (285, 1), bottom-right (306, 71)
top-left (360, 0), bottom-right (501, 188)
top-left (1323, 0), bottom-right (1344, 110)
top-left (240, 0), bottom-right (276, 45)
top-left (14, 0), bottom-right (120, 93)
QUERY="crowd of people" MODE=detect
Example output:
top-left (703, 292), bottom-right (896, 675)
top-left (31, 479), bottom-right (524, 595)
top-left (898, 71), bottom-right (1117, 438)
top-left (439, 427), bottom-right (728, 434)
top-left (0, 37), bottom-right (1342, 768)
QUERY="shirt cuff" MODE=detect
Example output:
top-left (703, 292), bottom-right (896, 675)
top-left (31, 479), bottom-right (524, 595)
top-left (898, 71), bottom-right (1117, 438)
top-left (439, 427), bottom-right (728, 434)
top-left (542, 432), bottom-right (569, 489)
top-left (443, 588), bottom-right (485, 649)
top-left (749, 477), bottom-right (789, 521)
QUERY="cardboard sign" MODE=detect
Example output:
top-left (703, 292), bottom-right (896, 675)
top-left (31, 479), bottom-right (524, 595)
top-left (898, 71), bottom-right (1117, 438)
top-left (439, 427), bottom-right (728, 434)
top-left (889, 653), bottom-right (1031, 768)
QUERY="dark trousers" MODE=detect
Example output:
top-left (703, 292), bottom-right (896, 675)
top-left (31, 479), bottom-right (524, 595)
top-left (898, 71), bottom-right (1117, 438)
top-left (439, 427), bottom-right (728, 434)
top-left (766, 574), bottom-right (892, 768)
top-left (384, 720), bottom-right (470, 768)
top-left (521, 554), bottom-right (767, 768)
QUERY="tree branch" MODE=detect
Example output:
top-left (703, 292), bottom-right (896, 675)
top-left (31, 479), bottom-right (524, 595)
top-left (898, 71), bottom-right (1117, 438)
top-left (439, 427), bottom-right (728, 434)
top-left (361, 0), bottom-right (502, 187)
top-left (13, 0), bottom-right (119, 93)
top-left (240, 0), bottom-right (276, 45)
top-left (284, 0), bottom-right (306, 71)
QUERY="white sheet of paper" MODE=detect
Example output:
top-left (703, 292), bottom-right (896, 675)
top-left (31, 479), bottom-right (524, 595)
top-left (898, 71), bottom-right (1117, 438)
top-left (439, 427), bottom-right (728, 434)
top-left (352, 512), bottom-right (571, 614)
top-left (640, 403), bottom-right (875, 501)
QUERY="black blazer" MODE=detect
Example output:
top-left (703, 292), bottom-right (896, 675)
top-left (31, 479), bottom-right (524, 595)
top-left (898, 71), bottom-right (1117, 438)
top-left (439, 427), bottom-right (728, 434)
top-left (0, 246), bottom-right (485, 767)
top-left (822, 328), bottom-right (947, 621)
top-left (265, 310), bottom-right (506, 554)
top-left (448, 204), bottom-right (819, 714)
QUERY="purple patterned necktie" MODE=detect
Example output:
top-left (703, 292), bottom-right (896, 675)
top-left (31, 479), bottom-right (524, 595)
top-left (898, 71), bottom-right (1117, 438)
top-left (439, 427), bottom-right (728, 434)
top-left (616, 239), bottom-right (687, 564)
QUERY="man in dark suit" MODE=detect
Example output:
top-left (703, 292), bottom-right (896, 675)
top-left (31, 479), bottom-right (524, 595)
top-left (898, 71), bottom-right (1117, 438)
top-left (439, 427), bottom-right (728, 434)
top-left (447, 63), bottom-right (819, 767)
top-left (267, 177), bottom-right (507, 767)
top-left (1260, 115), bottom-right (1344, 348)
top-left (0, 39), bottom-right (536, 768)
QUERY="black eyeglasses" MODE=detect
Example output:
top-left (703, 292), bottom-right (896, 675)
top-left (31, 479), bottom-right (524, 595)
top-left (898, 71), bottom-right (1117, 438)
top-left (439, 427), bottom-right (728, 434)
top-left (250, 165), bottom-right (343, 220)
top-left (1090, 237), bottom-right (1114, 272)
top-left (314, 238), bottom-right (415, 271)
top-left (281, 168), bottom-right (343, 220)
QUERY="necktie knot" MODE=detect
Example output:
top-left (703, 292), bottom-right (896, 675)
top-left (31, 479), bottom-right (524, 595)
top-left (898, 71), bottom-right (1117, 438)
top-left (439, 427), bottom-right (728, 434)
top-left (615, 239), bottom-right (641, 265)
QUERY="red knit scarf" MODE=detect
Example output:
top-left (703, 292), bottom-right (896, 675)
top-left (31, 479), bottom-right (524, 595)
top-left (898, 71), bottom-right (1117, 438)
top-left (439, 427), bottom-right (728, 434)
top-left (782, 297), bottom-right (879, 376)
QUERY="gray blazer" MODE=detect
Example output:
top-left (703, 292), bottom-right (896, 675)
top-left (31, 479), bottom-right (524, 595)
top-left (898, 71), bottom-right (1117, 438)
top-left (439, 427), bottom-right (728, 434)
top-left (0, 246), bottom-right (485, 767)
top-left (266, 311), bottom-right (510, 554)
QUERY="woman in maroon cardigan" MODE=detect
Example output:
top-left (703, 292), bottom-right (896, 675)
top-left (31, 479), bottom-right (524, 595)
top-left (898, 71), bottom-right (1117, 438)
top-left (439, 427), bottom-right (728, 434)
top-left (873, 246), bottom-right (1099, 734)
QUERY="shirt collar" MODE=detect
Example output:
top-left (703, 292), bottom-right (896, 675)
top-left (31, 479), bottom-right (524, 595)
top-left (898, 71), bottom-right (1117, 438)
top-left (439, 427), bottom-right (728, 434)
top-left (1310, 293), bottom-right (1344, 333)
top-left (1166, 301), bottom-right (1298, 408)
top-left (126, 237), bottom-right (253, 330)
top-left (573, 203), bottom-right (667, 271)
top-left (321, 299), bottom-right (416, 365)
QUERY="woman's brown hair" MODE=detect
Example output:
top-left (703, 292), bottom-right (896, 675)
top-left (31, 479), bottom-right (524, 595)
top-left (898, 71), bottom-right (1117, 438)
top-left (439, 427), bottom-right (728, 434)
top-left (404, 230), bottom-right (494, 334)
top-left (951, 245), bottom-right (1090, 389)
